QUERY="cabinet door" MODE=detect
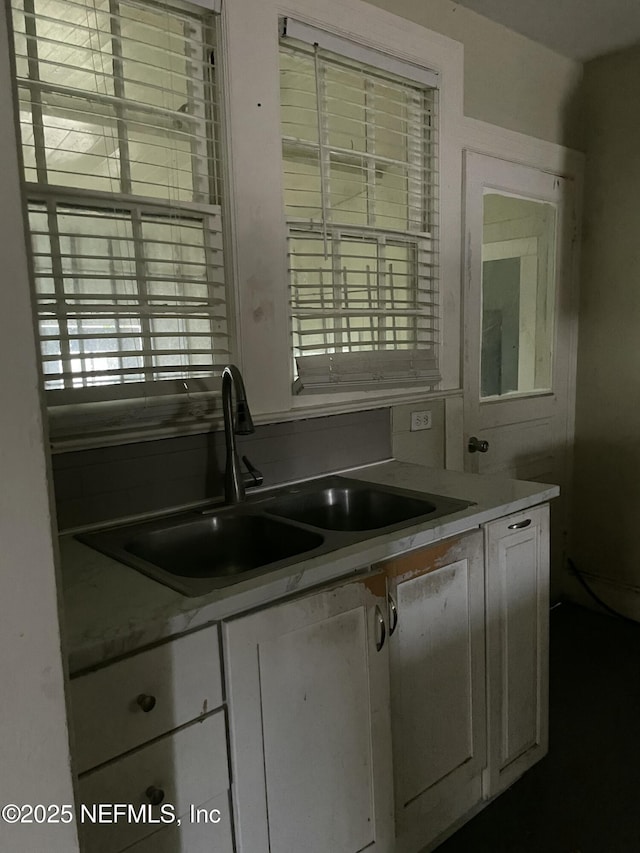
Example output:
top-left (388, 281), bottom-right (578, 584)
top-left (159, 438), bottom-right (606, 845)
top-left (484, 504), bottom-right (549, 797)
top-left (223, 574), bottom-right (394, 853)
top-left (379, 530), bottom-right (486, 853)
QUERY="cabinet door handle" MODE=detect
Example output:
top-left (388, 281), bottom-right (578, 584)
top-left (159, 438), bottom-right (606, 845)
top-left (375, 605), bottom-right (386, 652)
top-left (388, 593), bottom-right (398, 637)
top-left (508, 518), bottom-right (532, 530)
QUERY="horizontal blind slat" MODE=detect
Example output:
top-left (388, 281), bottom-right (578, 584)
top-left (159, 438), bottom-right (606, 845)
top-left (19, 78), bottom-right (216, 125)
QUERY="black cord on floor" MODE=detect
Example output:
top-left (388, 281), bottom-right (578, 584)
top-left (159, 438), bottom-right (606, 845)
top-left (567, 557), bottom-right (639, 626)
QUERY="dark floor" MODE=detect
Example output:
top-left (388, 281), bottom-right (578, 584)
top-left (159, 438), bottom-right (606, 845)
top-left (438, 602), bottom-right (640, 853)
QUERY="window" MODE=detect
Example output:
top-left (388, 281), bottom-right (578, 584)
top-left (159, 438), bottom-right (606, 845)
top-left (480, 193), bottom-right (556, 398)
top-left (7, 0), bottom-right (464, 439)
top-left (279, 19), bottom-right (440, 394)
top-left (10, 0), bottom-right (229, 404)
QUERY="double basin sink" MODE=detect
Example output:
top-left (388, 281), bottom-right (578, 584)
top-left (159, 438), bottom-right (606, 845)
top-left (79, 476), bottom-right (473, 597)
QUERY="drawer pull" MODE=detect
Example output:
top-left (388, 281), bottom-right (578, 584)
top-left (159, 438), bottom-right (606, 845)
top-left (136, 694), bottom-right (157, 713)
top-left (145, 786), bottom-right (165, 806)
top-left (508, 519), bottom-right (532, 530)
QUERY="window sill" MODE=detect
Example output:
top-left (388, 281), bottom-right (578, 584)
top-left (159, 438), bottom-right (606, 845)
top-left (479, 389), bottom-right (554, 405)
top-left (49, 385), bottom-right (463, 453)
top-left (48, 390), bottom-right (225, 453)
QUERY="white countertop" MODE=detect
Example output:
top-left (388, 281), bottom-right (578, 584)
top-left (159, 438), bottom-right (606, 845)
top-left (60, 460), bottom-right (559, 673)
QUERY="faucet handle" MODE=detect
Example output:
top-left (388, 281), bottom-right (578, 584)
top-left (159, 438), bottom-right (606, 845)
top-left (241, 455), bottom-right (264, 489)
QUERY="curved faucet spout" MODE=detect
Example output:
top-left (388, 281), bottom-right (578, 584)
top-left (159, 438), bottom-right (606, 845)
top-left (222, 364), bottom-right (254, 434)
top-left (221, 365), bottom-right (259, 504)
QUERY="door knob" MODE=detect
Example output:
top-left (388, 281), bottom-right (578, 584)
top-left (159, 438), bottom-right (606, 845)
top-left (468, 436), bottom-right (489, 453)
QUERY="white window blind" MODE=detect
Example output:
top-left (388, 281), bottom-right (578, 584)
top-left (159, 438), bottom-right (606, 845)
top-left (279, 23), bottom-right (440, 394)
top-left (10, 0), bottom-right (229, 403)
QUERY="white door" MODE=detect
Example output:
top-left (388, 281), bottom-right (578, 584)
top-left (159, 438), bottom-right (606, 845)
top-left (463, 151), bottom-right (578, 587)
top-left (223, 575), bottom-right (394, 853)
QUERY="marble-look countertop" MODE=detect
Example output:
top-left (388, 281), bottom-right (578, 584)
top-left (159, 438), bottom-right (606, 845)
top-left (60, 460), bottom-right (559, 674)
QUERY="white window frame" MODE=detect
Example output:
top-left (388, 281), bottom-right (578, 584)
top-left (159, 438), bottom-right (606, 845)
top-left (10, 0), bottom-right (239, 448)
top-left (12, 0), bottom-right (463, 449)
top-left (279, 27), bottom-right (440, 395)
top-left (222, 0), bottom-right (464, 421)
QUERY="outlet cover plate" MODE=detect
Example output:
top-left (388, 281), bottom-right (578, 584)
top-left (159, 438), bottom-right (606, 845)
top-left (410, 410), bottom-right (432, 431)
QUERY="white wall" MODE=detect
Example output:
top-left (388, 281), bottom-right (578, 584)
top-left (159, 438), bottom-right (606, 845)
top-left (366, 0), bottom-right (584, 149)
top-left (569, 44), bottom-right (640, 611)
top-left (0, 6), bottom-right (79, 850)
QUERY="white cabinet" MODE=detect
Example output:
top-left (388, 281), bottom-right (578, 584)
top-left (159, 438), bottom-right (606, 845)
top-left (375, 530), bottom-right (486, 853)
top-left (484, 504), bottom-right (550, 797)
top-left (70, 626), bottom-right (223, 773)
top-left (69, 625), bottom-right (233, 853)
top-left (223, 573), bottom-right (394, 853)
top-left (78, 711), bottom-right (232, 853)
top-left (68, 500), bottom-right (551, 853)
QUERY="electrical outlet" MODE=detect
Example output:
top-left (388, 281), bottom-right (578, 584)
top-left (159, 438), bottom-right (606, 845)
top-left (410, 410), bottom-right (432, 431)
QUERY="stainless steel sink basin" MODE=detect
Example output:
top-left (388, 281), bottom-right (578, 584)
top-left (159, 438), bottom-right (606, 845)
top-left (78, 475), bottom-right (474, 597)
top-left (262, 476), bottom-right (473, 532)
top-left (79, 510), bottom-right (324, 596)
top-left (266, 482), bottom-right (437, 531)
top-left (127, 514), bottom-right (323, 578)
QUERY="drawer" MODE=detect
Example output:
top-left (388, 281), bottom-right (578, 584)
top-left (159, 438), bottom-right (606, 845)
top-left (78, 709), bottom-right (229, 853)
top-left (71, 624), bottom-right (222, 773)
top-left (118, 792), bottom-right (234, 853)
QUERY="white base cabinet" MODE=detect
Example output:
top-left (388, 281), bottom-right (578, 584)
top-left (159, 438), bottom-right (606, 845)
top-left (69, 625), bottom-right (232, 853)
top-left (69, 502), bottom-right (551, 853)
top-left (224, 574), bottom-right (395, 853)
top-left (376, 530), bottom-right (486, 853)
top-left (222, 507), bottom-right (550, 853)
top-left (484, 504), bottom-right (550, 797)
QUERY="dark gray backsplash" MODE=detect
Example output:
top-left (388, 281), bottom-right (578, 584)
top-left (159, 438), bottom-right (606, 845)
top-left (53, 409), bottom-right (391, 531)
